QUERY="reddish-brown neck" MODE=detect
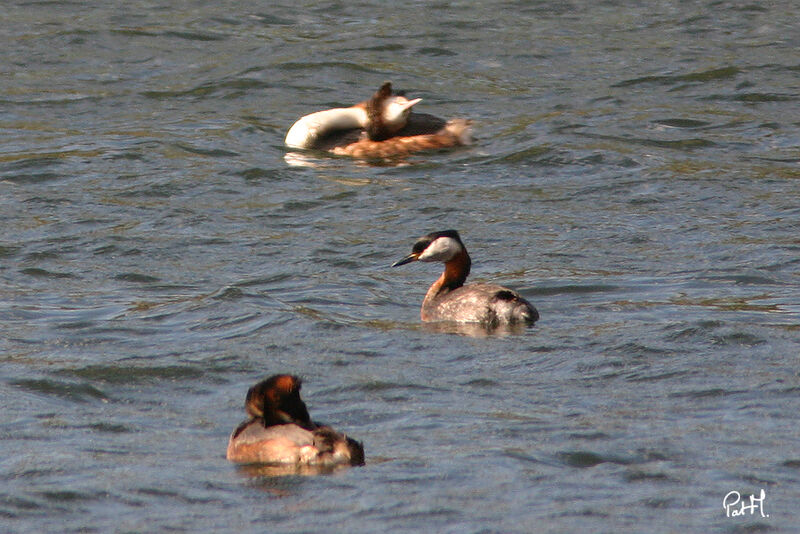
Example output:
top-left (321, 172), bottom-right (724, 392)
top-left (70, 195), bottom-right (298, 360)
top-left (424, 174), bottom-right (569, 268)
top-left (420, 250), bottom-right (470, 321)
top-left (429, 249), bottom-right (471, 295)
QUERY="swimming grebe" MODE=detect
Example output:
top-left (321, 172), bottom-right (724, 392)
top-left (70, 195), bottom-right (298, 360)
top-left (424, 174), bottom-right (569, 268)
top-left (392, 230), bottom-right (539, 326)
top-left (284, 82), bottom-right (472, 158)
top-left (226, 374), bottom-right (364, 467)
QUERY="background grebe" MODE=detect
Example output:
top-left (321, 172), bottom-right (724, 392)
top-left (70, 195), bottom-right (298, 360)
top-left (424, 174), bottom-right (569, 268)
top-left (226, 374), bottom-right (364, 467)
top-left (285, 82), bottom-right (472, 158)
top-left (393, 230), bottom-right (539, 326)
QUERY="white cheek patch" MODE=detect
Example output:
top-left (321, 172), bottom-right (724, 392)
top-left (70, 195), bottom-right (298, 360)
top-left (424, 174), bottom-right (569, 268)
top-left (418, 237), bottom-right (461, 262)
top-left (384, 97), bottom-right (421, 126)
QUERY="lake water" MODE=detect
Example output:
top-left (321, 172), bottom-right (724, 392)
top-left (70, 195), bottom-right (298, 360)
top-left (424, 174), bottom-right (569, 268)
top-left (2, 1), bottom-right (799, 532)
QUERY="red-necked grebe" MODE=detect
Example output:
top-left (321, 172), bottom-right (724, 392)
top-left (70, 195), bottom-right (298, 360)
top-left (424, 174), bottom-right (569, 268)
top-left (392, 230), bottom-right (538, 326)
top-left (226, 375), bottom-right (364, 467)
top-left (285, 82), bottom-right (471, 158)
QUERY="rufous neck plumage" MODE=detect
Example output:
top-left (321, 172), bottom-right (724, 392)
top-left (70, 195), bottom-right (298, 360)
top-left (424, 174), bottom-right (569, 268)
top-left (426, 248), bottom-right (471, 297)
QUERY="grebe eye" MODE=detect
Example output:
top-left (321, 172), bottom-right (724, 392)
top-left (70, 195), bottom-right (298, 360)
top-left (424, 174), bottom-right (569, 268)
top-left (412, 240), bottom-right (429, 254)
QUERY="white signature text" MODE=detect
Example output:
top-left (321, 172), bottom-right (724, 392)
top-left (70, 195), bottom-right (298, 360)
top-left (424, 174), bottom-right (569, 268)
top-left (723, 489), bottom-right (768, 518)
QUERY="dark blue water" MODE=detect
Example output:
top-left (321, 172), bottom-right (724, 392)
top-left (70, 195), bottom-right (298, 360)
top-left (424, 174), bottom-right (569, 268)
top-left (2, 1), bottom-right (799, 532)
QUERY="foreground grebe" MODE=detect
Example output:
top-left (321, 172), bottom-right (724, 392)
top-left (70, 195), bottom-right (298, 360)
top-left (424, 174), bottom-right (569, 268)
top-left (284, 82), bottom-right (472, 158)
top-left (392, 230), bottom-right (539, 326)
top-left (226, 375), bottom-right (364, 467)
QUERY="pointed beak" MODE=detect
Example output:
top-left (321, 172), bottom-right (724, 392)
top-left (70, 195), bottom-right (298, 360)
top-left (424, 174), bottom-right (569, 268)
top-left (392, 253), bottom-right (418, 267)
top-left (402, 97), bottom-right (422, 112)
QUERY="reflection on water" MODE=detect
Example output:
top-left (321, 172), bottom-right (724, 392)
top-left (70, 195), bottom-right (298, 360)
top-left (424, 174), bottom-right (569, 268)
top-left (283, 150), bottom-right (416, 168)
top-left (233, 461), bottom-right (358, 479)
top-left (420, 321), bottom-right (531, 338)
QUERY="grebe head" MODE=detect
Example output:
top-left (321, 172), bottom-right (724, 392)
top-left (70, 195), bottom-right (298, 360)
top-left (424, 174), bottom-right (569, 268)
top-left (392, 229), bottom-right (466, 266)
top-left (384, 94), bottom-right (421, 127)
top-left (245, 374), bottom-right (313, 427)
top-left (366, 82), bottom-right (421, 141)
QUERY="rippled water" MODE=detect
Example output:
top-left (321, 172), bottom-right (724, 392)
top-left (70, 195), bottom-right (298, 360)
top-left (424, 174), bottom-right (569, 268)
top-left (2, 1), bottom-right (799, 532)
